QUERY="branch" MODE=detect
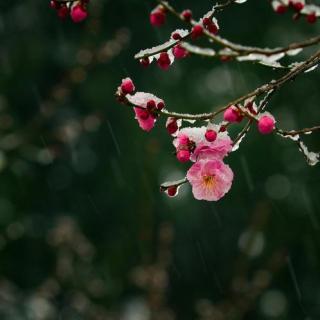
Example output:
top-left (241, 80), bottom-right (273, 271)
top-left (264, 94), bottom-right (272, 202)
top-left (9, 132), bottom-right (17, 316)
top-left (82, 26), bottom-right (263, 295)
top-left (214, 0), bottom-right (238, 11)
top-left (160, 49), bottom-right (320, 120)
top-left (160, 177), bottom-right (188, 192)
top-left (277, 125), bottom-right (320, 136)
top-left (233, 89), bottom-right (276, 148)
top-left (123, 49), bottom-right (320, 122)
top-left (150, 1), bottom-right (320, 58)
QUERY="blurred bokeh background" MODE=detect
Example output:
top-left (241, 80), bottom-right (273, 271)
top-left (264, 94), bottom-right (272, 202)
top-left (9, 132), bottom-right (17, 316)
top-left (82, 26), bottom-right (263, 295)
top-left (0, 0), bottom-right (320, 319)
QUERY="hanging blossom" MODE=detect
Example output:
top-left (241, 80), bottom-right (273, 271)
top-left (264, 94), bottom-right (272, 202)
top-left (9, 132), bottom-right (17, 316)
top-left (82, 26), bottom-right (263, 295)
top-left (116, 78), bottom-right (165, 132)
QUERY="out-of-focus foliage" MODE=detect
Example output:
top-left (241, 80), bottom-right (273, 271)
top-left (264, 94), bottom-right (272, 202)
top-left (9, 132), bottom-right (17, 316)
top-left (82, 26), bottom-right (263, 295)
top-left (0, 0), bottom-right (319, 319)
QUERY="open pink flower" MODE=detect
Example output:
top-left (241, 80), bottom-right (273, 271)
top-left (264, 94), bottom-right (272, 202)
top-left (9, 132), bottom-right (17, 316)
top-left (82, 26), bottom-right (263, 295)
top-left (187, 159), bottom-right (234, 201)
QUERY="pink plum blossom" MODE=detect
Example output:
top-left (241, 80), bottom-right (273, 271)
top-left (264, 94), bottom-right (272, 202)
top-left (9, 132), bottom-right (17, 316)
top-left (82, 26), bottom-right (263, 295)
top-left (187, 159), bottom-right (234, 201)
top-left (126, 92), bottom-right (164, 132)
top-left (134, 108), bottom-right (155, 132)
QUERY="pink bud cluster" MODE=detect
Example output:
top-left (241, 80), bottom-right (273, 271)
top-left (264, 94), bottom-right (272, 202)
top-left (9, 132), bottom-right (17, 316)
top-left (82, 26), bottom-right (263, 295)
top-left (50, 0), bottom-right (89, 23)
top-left (139, 29), bottom-right (190, 71)
top-left (271, 0), bottom-right (318, 23)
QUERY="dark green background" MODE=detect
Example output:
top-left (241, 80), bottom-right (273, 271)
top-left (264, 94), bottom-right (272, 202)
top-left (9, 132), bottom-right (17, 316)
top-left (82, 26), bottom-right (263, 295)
top-left (0, 0), bottom-right (320, 319)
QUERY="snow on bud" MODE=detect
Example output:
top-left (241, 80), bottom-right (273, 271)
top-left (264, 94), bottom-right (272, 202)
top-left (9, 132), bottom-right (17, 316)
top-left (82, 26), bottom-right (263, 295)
top-left (223, 106), bottom-right (243, 123)
top-left (157, 52), bottom-right (171, 70)
top-left (157, 101), bottom-right (165, 111)
top-left (140, 57), bottom-right (150, 67)
top-left (146, 99), bottom-right (157, 113)
top-left (166, 117), bottom-right (179, 135)
top-left (202, 17), bottom-right (219, 35)
top-left (257, 113), bottom-right (276, 134)
top-left (171, 32), bottom-right (182, 40)
top-left (150, 6), bottom-right (166, 27)
top-left (178, 134), bottom-right (190, 146)
top-left (121, 77), bottom-right (135, 95)
top-left (71, 3), bottom-right (88, 23)
top-left (272, 1), bottom-right (288, 14)
top-left (172, 45), bottom-right (188, 59)
top-left (167, 186), bottom-right (178, 197)
top-left (181, 9), bottom-right (192, 22)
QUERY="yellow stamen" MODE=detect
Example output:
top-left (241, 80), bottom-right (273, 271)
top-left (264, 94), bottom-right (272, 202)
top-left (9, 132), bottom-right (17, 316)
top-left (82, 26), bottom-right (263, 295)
top-left (203, 175), bottom-right (215, 188)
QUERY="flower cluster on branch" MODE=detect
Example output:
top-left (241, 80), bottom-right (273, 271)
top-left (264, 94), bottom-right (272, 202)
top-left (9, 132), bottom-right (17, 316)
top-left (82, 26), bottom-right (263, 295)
top-left (116, 0), bottom-right (320, 201)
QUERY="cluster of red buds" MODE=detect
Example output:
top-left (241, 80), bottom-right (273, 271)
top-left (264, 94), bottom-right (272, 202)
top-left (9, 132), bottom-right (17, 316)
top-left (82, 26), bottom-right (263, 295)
top-left (138, 29), bottom-right (190, 71)
top-left (50, 0), bottom-right (89, 23)
top-left (139, 5), bottom-right (220, 71)
top-left (272, 0), bottom-right (319, 23)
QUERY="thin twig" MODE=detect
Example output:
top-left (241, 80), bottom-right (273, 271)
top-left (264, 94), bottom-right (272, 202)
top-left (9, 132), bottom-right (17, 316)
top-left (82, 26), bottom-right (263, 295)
top-left (214, 0), bottom-right (237, 11)
top-left (277, 125), bottom-right (320, 136)
top-left (160, 177), bottom-right (188, 191)
top-left (233, 90), bottom-right (276, 146)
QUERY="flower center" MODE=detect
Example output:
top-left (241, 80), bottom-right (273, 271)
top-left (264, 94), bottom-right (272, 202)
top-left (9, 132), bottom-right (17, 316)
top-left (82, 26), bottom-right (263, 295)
top-left (203, 175), bottom-right (215, 188)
